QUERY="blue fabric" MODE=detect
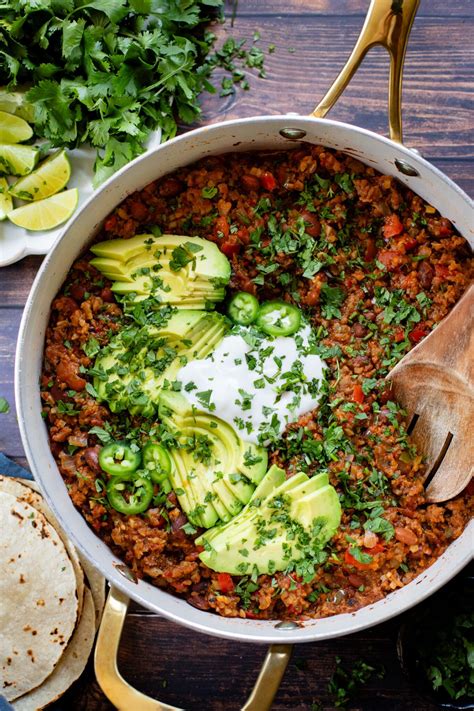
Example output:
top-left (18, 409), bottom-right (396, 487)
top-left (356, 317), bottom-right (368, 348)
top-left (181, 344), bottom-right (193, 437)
top-left (0, 452), bottom-right (33, 480)
top-left (0, 456), bottom-right (32, 709)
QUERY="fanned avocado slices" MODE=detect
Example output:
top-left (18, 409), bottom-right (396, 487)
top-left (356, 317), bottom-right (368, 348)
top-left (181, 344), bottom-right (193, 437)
top-left (93, 310), bottom-right (228, 417)
top-left (196, 465), bottom-right (341, 576)
top-left (158, 391), bottom-right (268, 529)
top-left (90, 234), bottom-right (231, 309)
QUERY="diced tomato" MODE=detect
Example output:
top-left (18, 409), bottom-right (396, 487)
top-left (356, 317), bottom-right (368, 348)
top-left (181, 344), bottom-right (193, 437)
top-left (220, 237), bottom-right (240, 258)
top-left (368, 542), bottom-right (385, 554)
top-left (129, 200), bottom-right (148, 220)
top-left (352, 383), bottom-right (365, 404)
top-left (217, 573), bottom-right (235, 594)
top-left (237, 226), bottom-right (250, 245)
top-left (393, 326), bottom-right (405, 343)
top-left (438, 222), bottom-right (452, 237)
top-left (244, 610), bottom-right (260, 619)
top-left (364, 238), bottom-right (377, 262)
top-left (214, 216), bottom-right (230, 240)
top-left (260, 171), bottom-right (277, 191)
top-left (377, 250), bottom-right (402, 271)
top-left (403, 237), bottom-right (418, 252)
top-left (435, 264), bottom-right (451, 279)
top-left (344, 550), bottom-right (371, 570)
top-left (241, 174), bottom-right (261, 191)
top-left (104, 215), bottom-right (118, 232)
top-left (344, 544), bottom-right (384, 570)
top-left (408, 324), bottom-right (429, 344)
top-left (383, 214), bottom-right (404, 238)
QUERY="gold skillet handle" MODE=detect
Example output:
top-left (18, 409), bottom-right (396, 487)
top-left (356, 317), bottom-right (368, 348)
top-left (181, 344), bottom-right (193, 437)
top-left (94, 587), bottom-right (293, 711)
top-left (312, 0), bottom-right (420, 143)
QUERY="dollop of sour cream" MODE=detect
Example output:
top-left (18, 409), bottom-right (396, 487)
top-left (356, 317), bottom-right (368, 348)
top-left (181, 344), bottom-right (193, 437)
top-left (178, 324), bottom-right (326, 445)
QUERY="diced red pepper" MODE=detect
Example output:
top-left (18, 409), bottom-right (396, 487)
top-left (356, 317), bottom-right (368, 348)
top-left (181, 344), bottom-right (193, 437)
top-left (217, 573), bottom-right (235, 594)
top-left (260, 171), bottom-right (277, 191)
top-left (408, 324), bottom-right (429, 344)
top-left (383, 214), bottom-right (404, 238)
top-left (352, 383), bottom-right (365, 404)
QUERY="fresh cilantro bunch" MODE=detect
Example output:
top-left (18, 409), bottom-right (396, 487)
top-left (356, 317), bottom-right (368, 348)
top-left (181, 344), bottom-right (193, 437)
top-left (0, 0), bottom-right (223, 185)
top-left (328, 656), bottom-right (385, 708)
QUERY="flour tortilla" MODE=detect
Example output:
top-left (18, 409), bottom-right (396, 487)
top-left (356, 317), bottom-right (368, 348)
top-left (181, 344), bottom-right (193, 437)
top-left (0, 476), bottom-right (84, 620)
top-left (13, 587), bottom-right (95, 711)
top-left (7, 477), bottom-right (106, 628)
top-left (0, 492), bottom-right (78, 702)
top-left (79, 558), bottom-right (106, 629)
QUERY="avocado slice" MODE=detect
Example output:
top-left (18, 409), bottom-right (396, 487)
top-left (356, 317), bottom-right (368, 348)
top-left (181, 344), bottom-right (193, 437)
top-left (248, 464), bottom-right (286, 506)
top-left (198, 473), bottom-right (341, 575)
top-left (159, 391), bottom-right (267, 528)
top-left (203, 471), bottom-right (333, 548)
top-left (93, 311), bottom-right (227, 417)
top-left (90, 234), bottom-right (230, 307)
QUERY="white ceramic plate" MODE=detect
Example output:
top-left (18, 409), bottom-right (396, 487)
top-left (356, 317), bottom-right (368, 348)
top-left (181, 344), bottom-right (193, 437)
top-left (0, 130), bottom-right (162, 267)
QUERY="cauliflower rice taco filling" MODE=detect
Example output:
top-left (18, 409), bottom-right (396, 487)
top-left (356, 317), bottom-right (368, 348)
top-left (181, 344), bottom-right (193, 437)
top-left (41, 144), bottom-right (473, 620)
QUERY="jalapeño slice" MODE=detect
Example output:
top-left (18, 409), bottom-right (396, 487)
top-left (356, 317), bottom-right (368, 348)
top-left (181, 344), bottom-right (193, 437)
top-left (142, 442), bottom-right (172, 484)
top-left (99, 441), bottom-right (141, 477)
top-left (106, 474), bottom-right (154, 515)
top-left (255, 300), bottom-right (301, 337)
top-left (227, 291), bottom-right (259, 326)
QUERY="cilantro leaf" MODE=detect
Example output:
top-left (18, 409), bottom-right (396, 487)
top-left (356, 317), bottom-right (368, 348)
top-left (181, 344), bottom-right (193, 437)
top-left (320, 283), bottom-right (345, 320)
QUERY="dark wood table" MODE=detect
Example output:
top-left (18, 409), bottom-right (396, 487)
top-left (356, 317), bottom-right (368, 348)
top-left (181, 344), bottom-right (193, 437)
top-left (1, 1), bottom-right (472, 709)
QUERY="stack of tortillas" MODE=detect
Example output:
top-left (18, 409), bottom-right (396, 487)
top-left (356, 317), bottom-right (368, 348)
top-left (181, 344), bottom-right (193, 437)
top-left (0, 476), bottom-right (105, 709)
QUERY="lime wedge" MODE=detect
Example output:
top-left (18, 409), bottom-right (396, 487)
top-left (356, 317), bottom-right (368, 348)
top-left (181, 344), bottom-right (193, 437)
top-left (0, 110), bottom-right (33, 143)
top-left (8, 188), bottom-right (78, 231)
top-left (0, 144), bottom-right (38, 176)
top-left (0, 177), bottom-right (13, 220)
top-left (0, 90), bottom-right (35, 123)
top-left (9, 150), bottom-right (71, 201)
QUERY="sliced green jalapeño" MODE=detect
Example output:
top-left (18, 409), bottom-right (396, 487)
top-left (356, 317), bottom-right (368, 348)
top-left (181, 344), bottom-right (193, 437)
top-left (227, 291), bottom-right (259, 325)
top-left (142, 442), bottom-right (172, 484)
top-left (99, 441), bottom-right (141, 477)
top-left (256, 300), bottom-right (301, 337)
top-left (106, 474), bottom-right (153, 515)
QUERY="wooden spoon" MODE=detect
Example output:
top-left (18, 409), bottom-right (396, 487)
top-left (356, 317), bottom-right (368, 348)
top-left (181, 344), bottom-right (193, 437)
top-left (387, 284), bottom-right (473, 502)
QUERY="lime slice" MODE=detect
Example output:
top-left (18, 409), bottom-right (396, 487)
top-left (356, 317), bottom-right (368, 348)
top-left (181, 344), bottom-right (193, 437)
top-left (8, 188), bottom-right (78, 231)
top-left (0, 90), bottom-right (35, 123)
top-left (0, 144), bottom-right (38, 176)
top-left (0, 177), bottom-right (13, 220)
top-left (0, 110), bottom-right (33, 143)
top-left (9, 150), bottom-right (71, 202)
